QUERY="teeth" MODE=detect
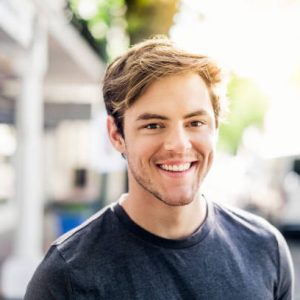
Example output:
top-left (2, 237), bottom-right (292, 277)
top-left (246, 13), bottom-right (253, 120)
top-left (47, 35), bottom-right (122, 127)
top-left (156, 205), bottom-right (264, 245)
top-left (160, 163), bottom-right (191, 172)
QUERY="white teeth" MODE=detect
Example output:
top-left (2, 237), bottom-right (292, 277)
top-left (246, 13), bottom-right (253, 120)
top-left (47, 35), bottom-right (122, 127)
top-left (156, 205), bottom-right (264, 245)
top-left (160, 163), bottom-right (191, 172)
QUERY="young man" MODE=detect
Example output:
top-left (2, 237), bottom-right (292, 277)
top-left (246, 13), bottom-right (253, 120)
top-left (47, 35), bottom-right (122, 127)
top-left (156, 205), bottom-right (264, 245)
top-left (25, 38), bottom-right (294, 299)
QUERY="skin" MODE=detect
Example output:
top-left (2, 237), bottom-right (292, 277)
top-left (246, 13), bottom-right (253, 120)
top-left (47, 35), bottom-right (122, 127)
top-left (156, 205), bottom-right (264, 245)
top-left (107, 72), bottom-right (218, 239)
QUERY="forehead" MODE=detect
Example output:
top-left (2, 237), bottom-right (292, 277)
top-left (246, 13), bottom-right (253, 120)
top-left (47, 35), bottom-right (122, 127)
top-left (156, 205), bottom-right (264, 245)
top-left (125, 72), bottom-right (214, 118)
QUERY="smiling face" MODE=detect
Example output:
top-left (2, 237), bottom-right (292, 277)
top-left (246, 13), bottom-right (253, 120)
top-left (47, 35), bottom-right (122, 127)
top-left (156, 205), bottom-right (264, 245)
top-left (108, 72), bottom-right (217, 207)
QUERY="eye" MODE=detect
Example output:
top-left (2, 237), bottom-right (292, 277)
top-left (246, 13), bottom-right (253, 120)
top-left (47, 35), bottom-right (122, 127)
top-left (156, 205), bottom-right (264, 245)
top-left (190, 120), bottom-right (204, 127)
top-left (145, 123), bottom-right (163, 129)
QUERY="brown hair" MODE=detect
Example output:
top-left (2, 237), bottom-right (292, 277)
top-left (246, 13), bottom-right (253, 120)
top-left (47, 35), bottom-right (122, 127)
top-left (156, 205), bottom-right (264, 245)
top-left (103, 36), bottom-right (227, 135)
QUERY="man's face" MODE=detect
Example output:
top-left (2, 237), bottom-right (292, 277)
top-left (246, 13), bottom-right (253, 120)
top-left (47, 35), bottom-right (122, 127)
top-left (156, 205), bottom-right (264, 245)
top-left (110, 72), bottom-right (217, 207)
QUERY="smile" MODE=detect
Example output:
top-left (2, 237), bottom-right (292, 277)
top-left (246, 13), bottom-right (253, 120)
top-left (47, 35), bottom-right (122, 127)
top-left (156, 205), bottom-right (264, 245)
top-left (158, 162), bottom-right (194, 172)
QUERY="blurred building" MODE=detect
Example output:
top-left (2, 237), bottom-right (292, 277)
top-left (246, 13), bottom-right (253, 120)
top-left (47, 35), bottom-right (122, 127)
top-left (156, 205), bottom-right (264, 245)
top-left (0, 0), bottom-right (127, 298)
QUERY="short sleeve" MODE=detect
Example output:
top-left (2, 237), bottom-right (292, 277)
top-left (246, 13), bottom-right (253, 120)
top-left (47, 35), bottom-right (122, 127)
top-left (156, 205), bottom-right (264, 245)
top-left (275, 230), bottom-right (295, 300)
top-left (24, 246), bottom-right (72, 300)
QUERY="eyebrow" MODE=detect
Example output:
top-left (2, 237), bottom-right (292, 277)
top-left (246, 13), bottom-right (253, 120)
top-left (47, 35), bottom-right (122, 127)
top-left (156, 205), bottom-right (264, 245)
top-left (183, 110), bottom-right (210, 119)
top-left (136, 110), bottom-right (210, 122)
top-left (136, 113), bottom-right (169, 121)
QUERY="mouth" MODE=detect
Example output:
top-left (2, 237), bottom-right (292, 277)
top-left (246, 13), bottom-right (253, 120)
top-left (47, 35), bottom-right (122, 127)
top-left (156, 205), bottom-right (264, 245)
top-left (157, 161), bottom-right (197, 173)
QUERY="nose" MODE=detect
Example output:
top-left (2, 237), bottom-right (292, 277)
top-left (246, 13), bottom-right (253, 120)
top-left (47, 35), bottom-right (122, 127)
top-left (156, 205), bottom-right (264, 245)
top-left (163, 125), bottom-right (192, 153)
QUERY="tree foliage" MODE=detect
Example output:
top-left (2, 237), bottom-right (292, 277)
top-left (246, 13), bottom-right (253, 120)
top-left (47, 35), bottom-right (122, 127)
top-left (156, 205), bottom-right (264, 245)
top-left (125, 0), bottom-right (178, 44)
top-left (218, 75), bottom-right (268, 154)
top-left (68, 0), bottom-right (179, 61)
top-left (68, 0), bottom-right (127, 61)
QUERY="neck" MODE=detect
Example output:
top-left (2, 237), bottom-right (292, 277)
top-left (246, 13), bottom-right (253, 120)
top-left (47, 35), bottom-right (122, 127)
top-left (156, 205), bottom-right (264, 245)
top-left (119, 192), bottom-right (207, 240)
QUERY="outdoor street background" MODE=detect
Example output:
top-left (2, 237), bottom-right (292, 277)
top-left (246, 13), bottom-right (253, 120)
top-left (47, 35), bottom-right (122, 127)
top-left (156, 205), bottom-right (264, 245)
top-left (1, 0), bottom-right (300, 299)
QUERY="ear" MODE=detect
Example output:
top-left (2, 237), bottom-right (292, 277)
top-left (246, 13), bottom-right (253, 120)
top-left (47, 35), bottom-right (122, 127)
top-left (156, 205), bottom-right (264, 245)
top-left (107, 116), bottom-right (126, 153)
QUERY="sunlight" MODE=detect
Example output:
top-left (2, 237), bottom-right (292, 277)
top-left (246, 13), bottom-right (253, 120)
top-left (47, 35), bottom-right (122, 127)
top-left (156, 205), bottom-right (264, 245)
top-left (170, 0), bottom-right (300, 156)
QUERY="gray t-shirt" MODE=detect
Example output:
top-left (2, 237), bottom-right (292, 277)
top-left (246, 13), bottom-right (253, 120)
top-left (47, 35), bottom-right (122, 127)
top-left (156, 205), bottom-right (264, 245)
top-left (25, 197), bottom-right (294, 299)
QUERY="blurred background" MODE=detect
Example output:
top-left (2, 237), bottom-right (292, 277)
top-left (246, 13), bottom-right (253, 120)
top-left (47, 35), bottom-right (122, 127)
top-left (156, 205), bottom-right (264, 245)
top-left (0, 0), bottom-right (300, 299)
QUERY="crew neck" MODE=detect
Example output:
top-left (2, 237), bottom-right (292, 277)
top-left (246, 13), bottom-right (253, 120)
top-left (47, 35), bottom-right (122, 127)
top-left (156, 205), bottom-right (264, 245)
top-left (113, 196), bottom-right (214, 249)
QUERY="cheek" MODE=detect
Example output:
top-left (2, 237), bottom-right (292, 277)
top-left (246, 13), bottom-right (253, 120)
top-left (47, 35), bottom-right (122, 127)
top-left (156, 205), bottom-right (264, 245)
top-left (195, 133), bottom-right (217, 152)
top-left (130, 135), bottom-right (162, 153)
top-left (125, 137), bottom-right (156, 163)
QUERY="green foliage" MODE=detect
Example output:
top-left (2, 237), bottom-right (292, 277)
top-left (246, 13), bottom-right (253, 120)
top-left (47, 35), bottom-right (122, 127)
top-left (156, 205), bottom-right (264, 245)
top-left (68, 0), bottom-right (126, 61)
top-left (218, 75), bottom-right (268, 154)
top-left (68, 0), bottom-right (179, 60)
top-left (126, 0), bottom-right (179, 44)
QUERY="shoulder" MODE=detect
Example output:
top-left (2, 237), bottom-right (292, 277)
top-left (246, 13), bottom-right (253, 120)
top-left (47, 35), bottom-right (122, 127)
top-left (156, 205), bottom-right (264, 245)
top-left (211, 201), bottom-right (294, 284)
top-left (212, 200), bottom-right (281, 239)
top-left (210, 200), bottom-right (292, 258)
top-left (25, 246), bottom-right (72, 299)
top-left (25, 202), bottom-right (123, 298)
top-left (54, 202), bottom-right (116, 244)
top-left (210, 200), bottom-right (294, 298)
top-left (52, 202), bottom-right (121, 262)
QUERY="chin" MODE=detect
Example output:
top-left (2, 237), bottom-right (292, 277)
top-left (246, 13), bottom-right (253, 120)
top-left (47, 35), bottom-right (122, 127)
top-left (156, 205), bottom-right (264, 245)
top-left (157, 193), bottom-right (196, 207)
top-left (162, 200), bottom-right (193, 207)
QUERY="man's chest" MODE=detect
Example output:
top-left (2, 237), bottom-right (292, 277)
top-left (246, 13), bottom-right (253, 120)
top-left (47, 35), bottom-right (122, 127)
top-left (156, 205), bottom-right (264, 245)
top-left (70, 249), bottom-right (276, 300)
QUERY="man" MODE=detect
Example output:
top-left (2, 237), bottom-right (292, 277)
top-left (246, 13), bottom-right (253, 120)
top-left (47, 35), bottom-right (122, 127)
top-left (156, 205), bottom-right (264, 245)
top-left (25, 37), bottom-right (294, 299)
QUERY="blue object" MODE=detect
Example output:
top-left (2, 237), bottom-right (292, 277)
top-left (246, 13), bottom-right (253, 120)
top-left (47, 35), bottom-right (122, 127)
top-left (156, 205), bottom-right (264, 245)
top-left (57, 211), bottom-right (85, 234)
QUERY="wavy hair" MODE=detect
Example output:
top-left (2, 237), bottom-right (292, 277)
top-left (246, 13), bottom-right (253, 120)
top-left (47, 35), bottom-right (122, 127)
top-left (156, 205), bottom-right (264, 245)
top-left (103, 37), bottom-right (227, 135)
